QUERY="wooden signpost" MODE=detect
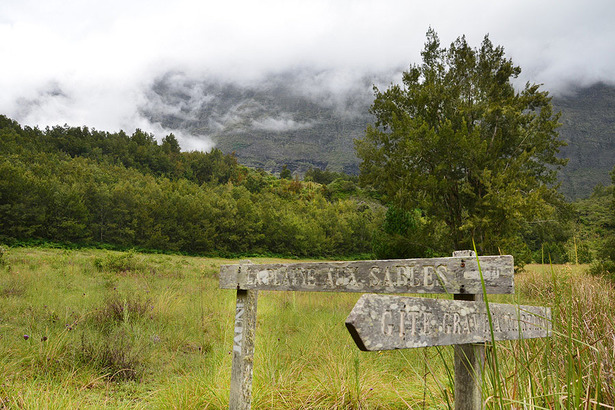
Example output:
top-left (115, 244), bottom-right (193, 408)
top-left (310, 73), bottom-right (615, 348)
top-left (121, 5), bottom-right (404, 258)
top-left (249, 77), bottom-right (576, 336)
top-left (220, 252), bottom-right (550, 410)
top-left (345, 294), bottom-right (552, 351)
top-left (220, 255), bottom-right (514, 294)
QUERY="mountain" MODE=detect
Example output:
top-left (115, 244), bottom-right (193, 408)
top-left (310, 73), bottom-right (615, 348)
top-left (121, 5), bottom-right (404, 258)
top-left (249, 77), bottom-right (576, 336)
top-left (143, 71), bottom-right (615, 199)
top-left (142, 70), bottom-right (378, 175)
top-left (554, 83), bottom-right (615, 198)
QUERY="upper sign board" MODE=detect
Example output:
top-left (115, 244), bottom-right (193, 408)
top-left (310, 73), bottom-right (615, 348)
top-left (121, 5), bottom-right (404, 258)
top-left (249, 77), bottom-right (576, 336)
top-left (219, 256), bottom-right (514, 294)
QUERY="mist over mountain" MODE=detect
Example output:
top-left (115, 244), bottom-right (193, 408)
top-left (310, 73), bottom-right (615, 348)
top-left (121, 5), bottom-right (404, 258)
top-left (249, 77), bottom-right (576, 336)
top-left (141, 69), bottom-right (390, 174)
top-left (142, 70), bottom-right (615, 199)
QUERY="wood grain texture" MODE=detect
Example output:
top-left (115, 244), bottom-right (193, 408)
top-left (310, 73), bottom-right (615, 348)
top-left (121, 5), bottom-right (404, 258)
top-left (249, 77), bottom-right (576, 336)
top-left (228, 288), bottom-right (258, 409)
top-left (345, 294), bottom-right (551, 351)
top-left (220, 256), bottom-right (514, 295)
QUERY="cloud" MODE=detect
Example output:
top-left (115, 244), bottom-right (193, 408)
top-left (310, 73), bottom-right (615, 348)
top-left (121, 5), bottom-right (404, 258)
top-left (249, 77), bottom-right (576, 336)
top-left (251, 115), bottom-right (317, 133)
top-left (0, 0), bottom-right (613, 148)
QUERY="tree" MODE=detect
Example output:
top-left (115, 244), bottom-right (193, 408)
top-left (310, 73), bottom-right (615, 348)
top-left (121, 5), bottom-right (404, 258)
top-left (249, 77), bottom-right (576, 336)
top-left (355, 29), bottom-right (567, 255)
top-left (279, 164), bottom-right (292, 180)
top-left (599, 167), bottom-right (615, 262)
top-left (161, 133), bottom-right (181, 155)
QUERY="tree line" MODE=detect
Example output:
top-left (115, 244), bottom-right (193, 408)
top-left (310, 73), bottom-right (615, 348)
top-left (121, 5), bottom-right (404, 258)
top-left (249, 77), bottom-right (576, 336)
top-left (0, 115), bottom-right (382, 257)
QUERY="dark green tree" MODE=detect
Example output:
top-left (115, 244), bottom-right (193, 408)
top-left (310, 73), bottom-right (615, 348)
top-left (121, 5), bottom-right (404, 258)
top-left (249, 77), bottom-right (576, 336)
top-left (600, 167), bottom-right (615, 262)
top-left (355, 29), bottom-right (567, 255)
top-left (161, 133), bottom-right (181, 155)
top-left (279, 165), bottom-right (292, 180)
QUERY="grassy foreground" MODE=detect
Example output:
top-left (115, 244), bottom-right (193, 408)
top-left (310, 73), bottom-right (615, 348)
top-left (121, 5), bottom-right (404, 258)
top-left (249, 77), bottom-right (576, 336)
top-left (0, 248), bottom-right (613, 409)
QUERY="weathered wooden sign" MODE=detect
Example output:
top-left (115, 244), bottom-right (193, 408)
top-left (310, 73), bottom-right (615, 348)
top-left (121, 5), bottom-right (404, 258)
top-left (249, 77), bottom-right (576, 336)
top-left (345, 294), bottom-right (552, 351)
top-left (220, 255), bottom-right (514, 294)
top-left (220, 252), bottom-right (541, 410)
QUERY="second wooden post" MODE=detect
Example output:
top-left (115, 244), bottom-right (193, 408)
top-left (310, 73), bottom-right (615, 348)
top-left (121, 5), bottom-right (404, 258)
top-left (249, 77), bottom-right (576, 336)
top-left (453, 250), bottom-right (485, 410)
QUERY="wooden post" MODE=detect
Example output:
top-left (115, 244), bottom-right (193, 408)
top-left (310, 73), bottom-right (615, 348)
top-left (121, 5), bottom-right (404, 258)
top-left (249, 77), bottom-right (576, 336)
top-left (229, 262), bottom-right (258, 410)
top-left (453, 250), bottom-right (484, 410)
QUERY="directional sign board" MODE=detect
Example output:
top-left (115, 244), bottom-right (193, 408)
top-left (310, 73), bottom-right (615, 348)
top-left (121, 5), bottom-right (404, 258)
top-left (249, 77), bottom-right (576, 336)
top-left (345, 294), bottom-right (551, 351)
top-left (220, 256), bottom-right (514, 294)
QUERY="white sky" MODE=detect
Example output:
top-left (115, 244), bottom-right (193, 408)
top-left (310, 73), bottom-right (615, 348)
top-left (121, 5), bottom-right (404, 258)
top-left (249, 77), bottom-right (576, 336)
top-left (1, 0), bottom-right (614, 150)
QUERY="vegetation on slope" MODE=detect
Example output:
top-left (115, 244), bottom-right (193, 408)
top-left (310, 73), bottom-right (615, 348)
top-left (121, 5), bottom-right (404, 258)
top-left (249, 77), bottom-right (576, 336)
top-left (2, 111), bottom-right (615, 266)
top-left (0, 115), bottom-right (382, 258)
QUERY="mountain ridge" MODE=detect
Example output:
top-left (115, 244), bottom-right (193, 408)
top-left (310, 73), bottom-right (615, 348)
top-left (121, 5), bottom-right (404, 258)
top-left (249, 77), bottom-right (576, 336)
top-left (142, 71), bottom-right (615, 199)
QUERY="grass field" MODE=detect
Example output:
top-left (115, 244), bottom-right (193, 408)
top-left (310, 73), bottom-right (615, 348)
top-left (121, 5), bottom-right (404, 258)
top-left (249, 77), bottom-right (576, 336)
top-left (0, 248), bottom-right (613, 409)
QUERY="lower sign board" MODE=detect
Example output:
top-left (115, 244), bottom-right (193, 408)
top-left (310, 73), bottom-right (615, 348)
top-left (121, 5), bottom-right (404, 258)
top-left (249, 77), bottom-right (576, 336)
top-left (345, 294), bottom-right (551, 351)
top-left (219, 256), bottom-right (514, 294)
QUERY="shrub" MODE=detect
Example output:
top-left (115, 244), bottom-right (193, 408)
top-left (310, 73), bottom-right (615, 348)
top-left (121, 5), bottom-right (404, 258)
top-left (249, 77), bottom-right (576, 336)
top-left (588, 259), bottom-right (615, 278)
top-left (0, 245), bottom-right (8, 267)
top-left (93, 250), bottom-right (145, 274)
top-left (93, 291), bottom-right (153, 328)
top-left (78, 329), bottom-right (145, 382)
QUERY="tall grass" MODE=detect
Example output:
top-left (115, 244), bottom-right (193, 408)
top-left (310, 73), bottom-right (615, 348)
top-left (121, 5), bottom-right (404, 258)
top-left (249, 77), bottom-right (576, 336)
top-left (1, 248), bottom-right (614, 408)
top-left (514, 264), bottom-right (614, 407)
top-left (471, 264), bottom-right (615, 408)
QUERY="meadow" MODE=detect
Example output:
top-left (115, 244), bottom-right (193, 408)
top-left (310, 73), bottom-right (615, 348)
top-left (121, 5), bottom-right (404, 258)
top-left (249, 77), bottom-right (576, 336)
top-left (0, 247), bottom-right (613, 409)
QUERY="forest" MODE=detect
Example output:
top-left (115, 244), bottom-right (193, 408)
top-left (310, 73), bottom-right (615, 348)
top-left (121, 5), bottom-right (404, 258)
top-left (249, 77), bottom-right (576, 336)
top-left (0, 112), bottom-right (614, 272)
top-left (0, 114), bottom-right (382, 258)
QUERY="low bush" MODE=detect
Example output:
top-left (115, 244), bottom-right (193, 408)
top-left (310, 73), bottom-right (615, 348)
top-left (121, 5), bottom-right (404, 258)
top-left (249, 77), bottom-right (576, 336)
top-left (93, 291), bottom-right (153, 328)
top-left (588, 259), bottom-right (615, 278)
top-left (0, 245), bottom-right (8, 267)
top-left (77, 328), bottom-right (146, 382)
top-left (93, 250), bottom-right (146, 274)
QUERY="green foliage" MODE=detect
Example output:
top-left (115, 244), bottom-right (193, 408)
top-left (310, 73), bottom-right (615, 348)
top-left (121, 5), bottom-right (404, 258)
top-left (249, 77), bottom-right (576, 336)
top-left (161, 133), bottom-right (181, 155)
top-left (372, 206), bottom-right (442, 259)
top-left (568, 238), bottom-right (593, 264)
top-left (574, 173), bottom-right (615, 270)
top-left (0, 115), bottom-right (383, 258)
top-left (588, 259), bottom-right (615, 277)
top-left (602, 166), bottom-right (615, 262)
top-left (0, 245), bottom-right (8, 267)
top-left (93, 250), bottom-right (146, 274)
top-left (532, 242), bottom-right (568, 264)
top-left (325, 178), bottom-right (359, 200)
top-left (279, 164), bottom-right (292, 180)
top-left (383, 206), bottom-right (416, 235)
top-left (304, 167), bottom-right (358, 185)
top-left (355, 29), bottom-right (567, 257)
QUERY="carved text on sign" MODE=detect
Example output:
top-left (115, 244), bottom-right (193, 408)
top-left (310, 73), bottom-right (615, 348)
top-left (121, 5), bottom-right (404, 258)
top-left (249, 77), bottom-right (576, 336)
top-left (346, 294), bottom-right (551, 351)
top-left (219, 256), bottom-right (514, 294)
top-left (233, 301), bottom-right (245, 353)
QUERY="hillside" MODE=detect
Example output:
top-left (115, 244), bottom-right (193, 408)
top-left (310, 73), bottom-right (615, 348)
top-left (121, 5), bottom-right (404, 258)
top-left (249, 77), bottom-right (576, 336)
top-left (142, 70), bottom-right (376, 175)
top-left (555, 83), bottom-right (615, 198)
top-left (143, 71), bottom-right (615, 199)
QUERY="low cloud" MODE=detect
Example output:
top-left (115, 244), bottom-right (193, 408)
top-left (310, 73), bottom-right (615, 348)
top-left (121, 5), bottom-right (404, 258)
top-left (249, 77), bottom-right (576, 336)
top-left (251, 115), bottom-right (317, 132)
top-left (0, 0), bottom-right (613, 146)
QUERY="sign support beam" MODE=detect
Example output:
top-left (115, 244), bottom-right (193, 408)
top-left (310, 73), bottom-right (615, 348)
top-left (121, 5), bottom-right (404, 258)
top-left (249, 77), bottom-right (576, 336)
top-left (454, 292), bottom-right (485, 409)
top-left (453, 250), bottom-right (484, 410)
top-left (222, 251), bottom-right (550, 409)
top-left (228, 263), bottom-right (258, 410)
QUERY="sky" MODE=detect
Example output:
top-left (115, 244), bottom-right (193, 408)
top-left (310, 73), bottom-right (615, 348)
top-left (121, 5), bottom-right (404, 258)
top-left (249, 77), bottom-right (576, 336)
top-left (1, 0), bottom-right (614, 150)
